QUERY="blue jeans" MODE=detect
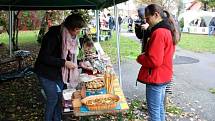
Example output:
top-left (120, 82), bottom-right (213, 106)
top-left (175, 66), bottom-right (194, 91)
top-left (38, 76), bottom-right (64, 121)
top-left (146, 84), bottom-right (167, 121)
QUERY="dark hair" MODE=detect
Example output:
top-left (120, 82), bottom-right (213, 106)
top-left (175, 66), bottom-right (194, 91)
top-left (145, 4), bottom-right (181, 45)
top-left (83, 35), bottom-right (94, 47)
top-left (63, 14), bottom-right (86, 30)
top-left (144, 4), bottom-right (165, 18)
top-left (163, 10), bottom-right (181, 45)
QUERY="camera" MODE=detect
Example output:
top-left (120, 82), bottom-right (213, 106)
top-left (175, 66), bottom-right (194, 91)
top-left (135, 7), bottom-right (146, 26)
top-left (135, 19), bottom-right (146, 26)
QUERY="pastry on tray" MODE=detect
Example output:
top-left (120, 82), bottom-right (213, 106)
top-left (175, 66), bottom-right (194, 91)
top-left (81, 94), bottom-right (120, 111)
top-left (85, 78), bottom-right (105, 90)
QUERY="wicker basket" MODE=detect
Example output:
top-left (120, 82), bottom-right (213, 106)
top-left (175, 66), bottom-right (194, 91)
top-left (73, 90), bottom-right (81, 99)
top-left (72, 98), bottom-right (82, 108)
top-left (81, 94), bottom-right (119, 111)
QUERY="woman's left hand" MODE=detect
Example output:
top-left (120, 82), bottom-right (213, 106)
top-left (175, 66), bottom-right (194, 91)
top-left (65, 61), bottom-right (77, 69)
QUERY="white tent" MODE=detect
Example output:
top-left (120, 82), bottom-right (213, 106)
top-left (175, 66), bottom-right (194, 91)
top-left (178, 10), bottom-right (215, 34)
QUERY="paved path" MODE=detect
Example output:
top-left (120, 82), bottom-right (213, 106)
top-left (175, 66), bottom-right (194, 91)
top-left (114, 30), bottom-right (215, 121)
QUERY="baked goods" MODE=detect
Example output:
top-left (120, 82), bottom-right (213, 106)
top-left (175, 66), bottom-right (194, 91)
top-left (85, 78), bottom-right (105, 90)
top-left (85, 97), bottom-right (117, 105)
top-left (81, 94), bottom-right (120, 110)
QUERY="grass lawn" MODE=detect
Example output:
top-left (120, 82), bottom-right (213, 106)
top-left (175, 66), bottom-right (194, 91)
top-left (100, 32), bottom-right (141, 63)
top-left (0, 30), bottom-right (38, 45)
top-left (101, 32), bottom-right (215, 63)
top-left (1, 30), bottom-right (215, 62)
top-left (179, 33), bottom-right (215, 53)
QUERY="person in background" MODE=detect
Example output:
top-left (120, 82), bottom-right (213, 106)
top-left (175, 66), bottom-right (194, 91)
top-left (100, 12), bottom-right (108, 29)
top-left (135, 6), bottom-right (150, 53)
top-left (78, 35), bottom-right (96, 75)
top-left (136, 4), bottom-right (176, 121)
top-left (209, 17), bottom-right (215, 35)
top-left (34, 14), bottom-right (86, 121)
top-left (128, 16), bottom-right (133, 32)
top-left (118, 15), bottom-right (123, 31)
top-left (107, 13), bottom-right (115, 38)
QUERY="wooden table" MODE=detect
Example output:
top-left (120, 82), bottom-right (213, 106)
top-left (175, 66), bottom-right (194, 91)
top-left (100, 28), bottom-right (111, 41)
top-left (0, 50), bottom-right (31, 70)
top-left (100, 28), bottom-right (110, 35)
top-left (63, 78), bottom-right (129, 120)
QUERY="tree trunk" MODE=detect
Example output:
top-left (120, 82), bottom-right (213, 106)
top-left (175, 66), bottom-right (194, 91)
top-left (37, 11), bottom-right (49, 44)
top-left (11, 11), bottom-right (20, 51)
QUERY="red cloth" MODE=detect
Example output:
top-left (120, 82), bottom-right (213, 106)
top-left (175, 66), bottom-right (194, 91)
top-left (137, 28), bottom-right (175, 85)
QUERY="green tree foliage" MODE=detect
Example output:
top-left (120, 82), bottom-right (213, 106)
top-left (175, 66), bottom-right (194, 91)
top-left (208, 1), bottom-right (215, 8)
top-left (37, 11), bottom-right (49, 44)
top-left (200, 0), bottom-right (215, 8)
top-left (179, 17), bottom-right (184, 30)
top-left (0, 11), bottom-right (7, 27)
top-left (0, 18), bottom-right (5, 26)
top-left (37, 10), bottom-right (92, 44)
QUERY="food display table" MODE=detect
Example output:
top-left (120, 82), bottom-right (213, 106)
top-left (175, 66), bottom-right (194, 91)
top-left (73, 78), bottom-right (129, 117)
top-left (62, 44), bottom-right (128, 120)
top-left (63, 77), bottom-right (129, 121)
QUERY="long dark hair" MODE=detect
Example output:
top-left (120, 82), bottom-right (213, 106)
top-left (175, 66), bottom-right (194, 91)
top-left (145, 4), bottom-right (180, 45)
top-left (163, 10), bottom-right (181, 45)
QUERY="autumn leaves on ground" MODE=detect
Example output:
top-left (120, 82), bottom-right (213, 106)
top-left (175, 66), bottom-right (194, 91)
top-left (0, 41), bottom-right (206, 121)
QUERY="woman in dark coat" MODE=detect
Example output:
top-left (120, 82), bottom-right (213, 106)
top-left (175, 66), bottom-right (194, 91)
top-left (34, 14), bottom-right (86, 121)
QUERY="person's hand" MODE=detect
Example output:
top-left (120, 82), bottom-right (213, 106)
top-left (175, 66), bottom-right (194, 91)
top-left (65, 61), bottom-right (77, 69)
top-left (136, 53), bottom-right (145, 63)
top-left (141, 23), bottom-right (149, 30)
top-left (86, 66), bottom-right (93, 70)
top-left (79, 61), bottom-right (93, 70)
top-left (135, 23), bottom-right (141, 28)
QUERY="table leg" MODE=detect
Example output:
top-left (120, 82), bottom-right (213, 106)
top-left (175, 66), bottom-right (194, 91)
top-left (18, 59), bottom-right (22, 70)
top-left (117, 112), bottom-right (123, 121)
top-left (80, 116), bottom-right (90, 121)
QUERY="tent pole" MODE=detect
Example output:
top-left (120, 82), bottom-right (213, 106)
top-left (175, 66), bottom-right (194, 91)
top-left (114, 2), bottom-right (122, 88)
top-left (9, 9), bottom-right (13, 57)
top-left (95, 10), bottom-right (100, 42)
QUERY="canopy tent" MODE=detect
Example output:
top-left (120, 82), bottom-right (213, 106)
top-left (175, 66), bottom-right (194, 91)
top-left (178, 10), bottom-right (215, 27)
top-left (178, 10), bottom-right (215, 29)
top-left (0, 0), bottom-right (127, 87)
top-left (0, 0), bottom-right (127, 10)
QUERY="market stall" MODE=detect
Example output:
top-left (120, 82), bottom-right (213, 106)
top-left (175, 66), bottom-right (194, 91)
top-left (0, 0), bottom-right (125, 85)
top-left (0, 0), bottom-right (129, 119)
top-left (61, 37), bottom-right (129, 119)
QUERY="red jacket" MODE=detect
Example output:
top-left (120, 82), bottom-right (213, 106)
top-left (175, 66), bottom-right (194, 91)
top-left (137, 27), bottom-right (175, 85)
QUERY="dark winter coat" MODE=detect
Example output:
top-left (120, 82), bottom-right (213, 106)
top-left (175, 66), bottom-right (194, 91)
top-left (135, 25), bottom-right (150, 52)
top-left (34, 25), bottom-right (66, 81)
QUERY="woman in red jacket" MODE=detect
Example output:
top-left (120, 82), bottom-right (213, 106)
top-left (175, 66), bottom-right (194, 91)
top-left (136, 4), bottom-right (176, 121)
